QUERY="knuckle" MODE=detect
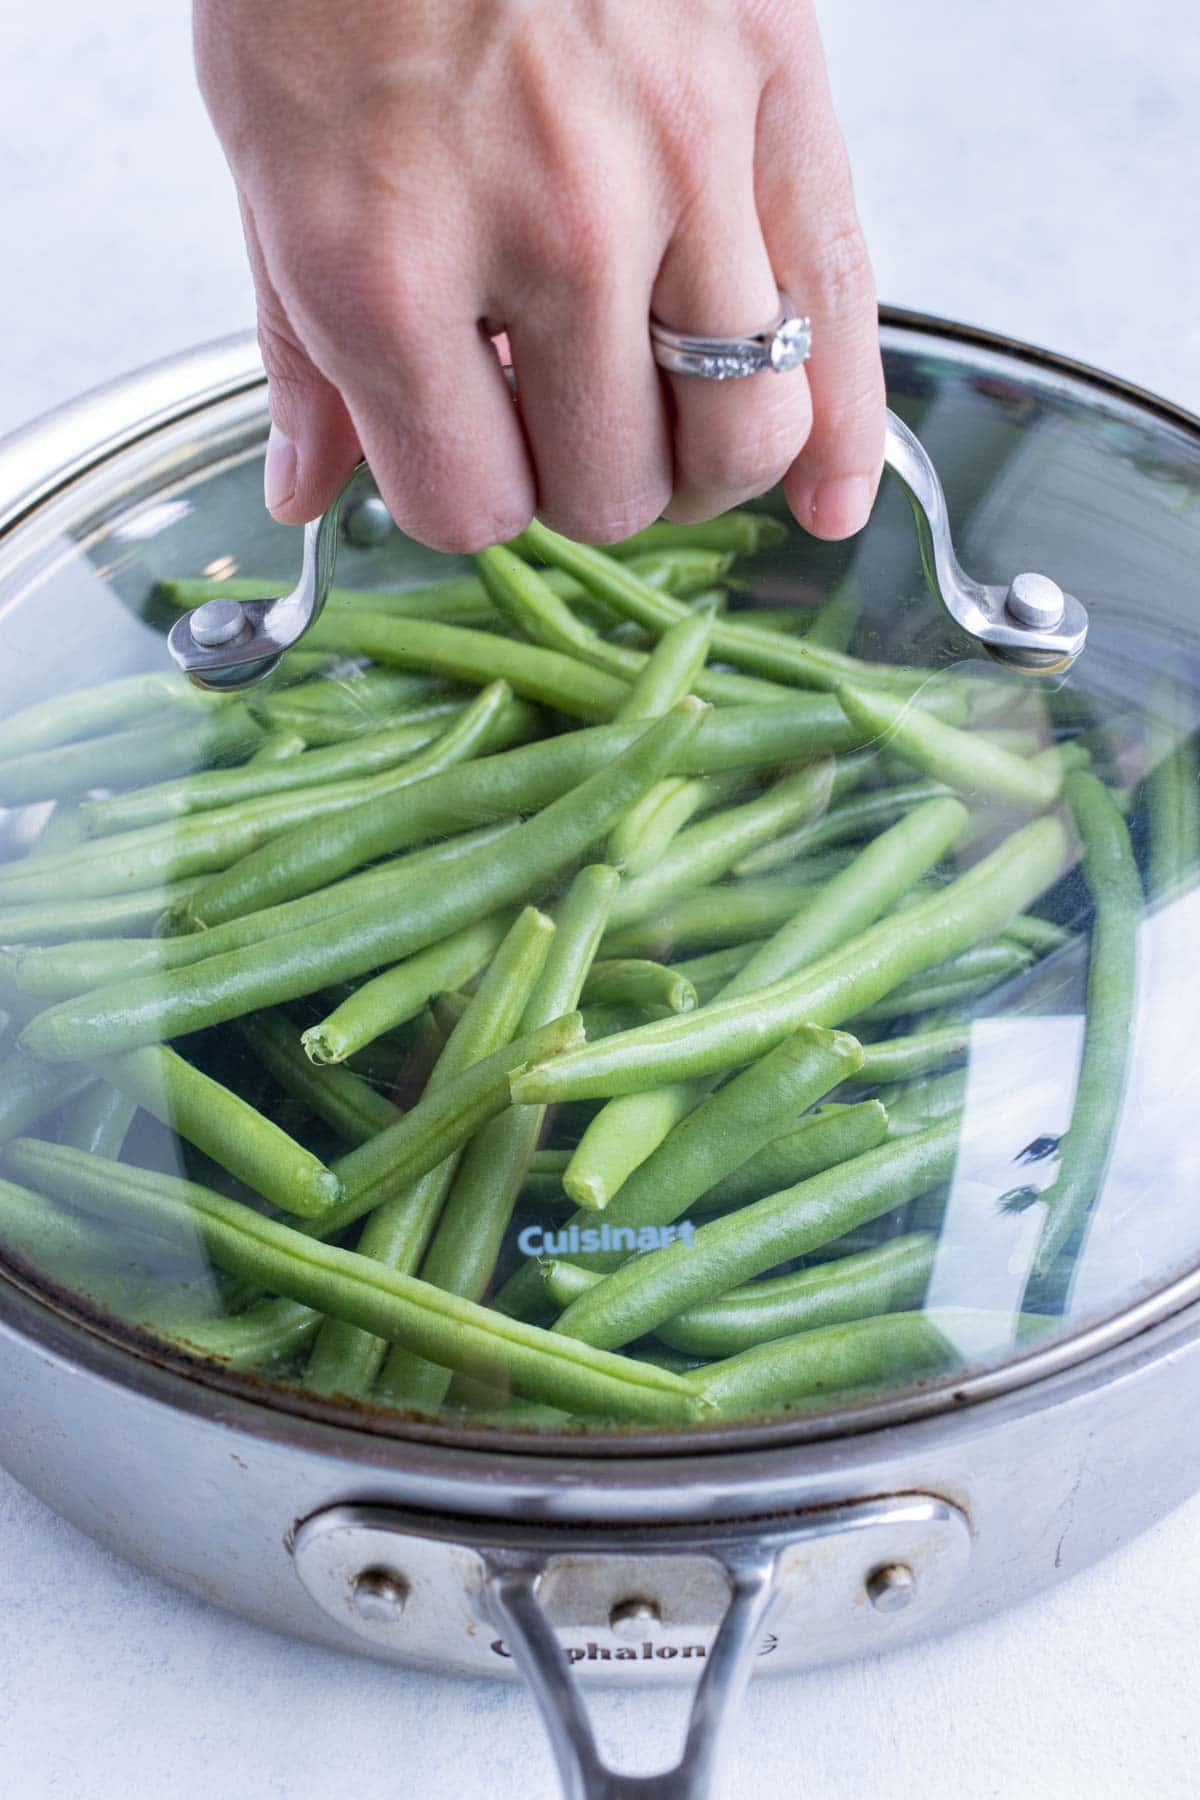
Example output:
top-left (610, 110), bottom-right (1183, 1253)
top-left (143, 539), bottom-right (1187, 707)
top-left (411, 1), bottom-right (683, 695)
top-left (540, 485), bottom-right (671, 547)
top-left (384, 477), bottom-right (535, 556)
top-left (415, 505), bottom-right (536, 557)
top-left (518, 174), bottom-right (628, 300)
top-left (280, 235), bottom-right (406, 349)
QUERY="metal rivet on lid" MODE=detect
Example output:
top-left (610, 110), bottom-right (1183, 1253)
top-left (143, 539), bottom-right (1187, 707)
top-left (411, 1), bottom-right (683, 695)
top-left (350, 1566), bottom-right (410, 1624)
top-left (343, 494), bottom-right (394, 548)
top-left (609, 1597), bottom-right (662, 1638)
top-left (865, 1562), bottom-right (917, 1613)
top-left (190, 598), bottom-right (250, 648)
top-left (1005, 571), bottom-right (1066, 631)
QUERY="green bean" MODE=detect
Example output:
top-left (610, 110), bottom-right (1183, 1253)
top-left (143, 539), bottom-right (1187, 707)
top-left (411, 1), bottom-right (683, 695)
top-left (615, 605), bottom-right (713, 716)
top-left (545, 1231), bottom-right (935, 1358)
top-left (511, 814), bottom-right (1069, 1102)
top-left (804, 581), bottom-right (860, 653)
top-left (0, 879), bottom-right (207, 944)
top-left (606, 513), bottom-right (788, 558)
top-left (1, 1139), bottom-right (703, 1424)
top-left (0, 704), bottom-right (266, 807)
top-left (729, 608), bottom-right (811, 636)
top-left (569, 1023), bottom-right (861, 1221)
top-left (158, 549), bottom-right (725, 632)
top-left (601, 613), bottom-right (716, 886)
top-left (301, 914), bottom-right (513, 1066)
top-left (308, 608), bottom-right (628, 720)
top-left (56, 1080), bottom-right (137, 1160)
top-left (247, 730), bottom-right (308, 764)
top-left (239, 1012), bottom-right (402, 1146)
top-left (0, 671), bottom-right (232, 761)
top-left (14, 825), bottom-right (520, 998)
top-left (580, 959), bottom-right (696, 1015)
top-left (602, 877), bottom-right (857, 964)
top-left (377, 866), bottom-right (619, 1409)
top-left (836, 683), bottom-right (1062, 812)
top-left (555, 895), bottom-right (820, 1221)
top-left (1031, 772), bottom-right (1141, 1280)
top-left (261, 663), bottom-right (452, 716)
top-left (690, 1311), bottom-right (957, 1416)
top-left (81, 702), bottom-right (479, 832)
top-left (605, 761), bottom-right (835, 932)
top-left (851, 940), bottom-right (1034, 1023)
top-left (21, 703), bottom-right (700, 1060)
top-left (552, 1117), bottom-right (958, 1350)
top-left (152, 1298), bottom-right (322, 1371)
top-left (693, 1101), bottom-right (891, 1214)
top-left (735, 780), bottom-right (949, 877)
top-left (6, 696), bottom-right (639, 913)
top-left (855, 1026), bottom-right (969, 1085)
top-left (106, 1045), bottom-right (341, 1218)
top-left (32, 803), bottom-right (87, 858)
top-left (669, 942), bottom-right (761, 1001)
top-left (477, 543), bottom-right (794, 709)
top-left (0, 779), bottom-right (392, 906)
top-left (175, 698), bottom-right (867, 931)
top-left (578, 1002), bottom-right (659, 1038)
top-left (515, 519), bottom-right (936, 694)
top-left (606, 772), bottom-right (747, 876)
top-left (493, 1030), bottom-right (865, 1321)
top-left (287, 1013), bottom-right (585, 1244)
top-left (158, 574), bottom-right (500, 625)
top-left (305, 906), bottom-right (558, 1395)
top-left (556, 802), bottom-right (960, 1214)
top-left (0, 1050), bottom-right (92, 1144)
top-left (1005, 914), bottom-right (1076, 955)
top-left (609, 614), bottom-right (713, 861)
top-left (730, 799), bottom-right (969, 994)
top-left (0, 1173), bottom-right (171, 1307)
top-left (883, 1073), bottom-right (966, 1137)
top-left (1145, 676), bottom-right (1200, 902)
top-left (511, 1101), bottom-right (885, 1228)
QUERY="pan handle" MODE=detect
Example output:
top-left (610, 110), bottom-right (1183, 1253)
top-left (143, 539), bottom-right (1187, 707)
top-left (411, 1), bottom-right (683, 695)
top-left (481, 1542), bottom-right (778, 1800)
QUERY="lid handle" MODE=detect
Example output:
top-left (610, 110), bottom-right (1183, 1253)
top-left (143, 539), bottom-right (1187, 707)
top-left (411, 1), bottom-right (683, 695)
top-left (882, 408), bottom-right (1088, 671)
top-left (165, 411), bottom-right (1089, 690)
top-left (165, 462), bottom-right (369, 690)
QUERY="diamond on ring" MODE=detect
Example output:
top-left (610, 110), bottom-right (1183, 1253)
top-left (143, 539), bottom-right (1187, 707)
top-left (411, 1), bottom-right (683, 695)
top-left (650, 290), bottom-right (812, 381)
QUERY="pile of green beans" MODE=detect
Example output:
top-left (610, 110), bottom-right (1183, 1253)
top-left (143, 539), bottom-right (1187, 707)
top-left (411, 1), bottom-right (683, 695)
top-left (0, 503), bottom-right (1155, 1432)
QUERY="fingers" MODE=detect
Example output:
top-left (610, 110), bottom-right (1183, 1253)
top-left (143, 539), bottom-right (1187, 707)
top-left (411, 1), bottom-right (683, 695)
top-left (245, 204), bottom-right (537, 553)
top-left (240, 199), bottom-right (362, 526)
top-left (652, 167), bottom-right (814, 525)
top-left (755, 62), bottom-right (886, 541)
top-left (505, 260), bottom-right (672, 544)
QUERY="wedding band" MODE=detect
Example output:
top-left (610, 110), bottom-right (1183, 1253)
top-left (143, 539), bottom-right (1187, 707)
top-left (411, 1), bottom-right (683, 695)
top-left (650, 290), bottom-right (812, 381)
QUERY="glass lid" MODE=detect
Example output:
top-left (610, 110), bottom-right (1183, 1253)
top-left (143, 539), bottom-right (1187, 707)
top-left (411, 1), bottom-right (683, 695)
top-left (2, 315), bottom-right (1199, 1449)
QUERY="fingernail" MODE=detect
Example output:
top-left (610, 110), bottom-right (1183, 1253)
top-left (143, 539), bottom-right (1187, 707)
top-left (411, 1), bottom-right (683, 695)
top-left (800, 474), bottom-right (874, 540)
top-left (264, 424), bottom-right (298, 516)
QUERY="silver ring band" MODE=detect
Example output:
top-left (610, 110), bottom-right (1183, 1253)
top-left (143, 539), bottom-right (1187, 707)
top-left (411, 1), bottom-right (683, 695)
top-left (650, 290), bottom-right (812, 381)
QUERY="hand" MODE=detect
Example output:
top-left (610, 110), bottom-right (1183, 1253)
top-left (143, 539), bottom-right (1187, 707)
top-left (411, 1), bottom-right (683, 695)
top-left (195, 0), bottom-right (885, 551)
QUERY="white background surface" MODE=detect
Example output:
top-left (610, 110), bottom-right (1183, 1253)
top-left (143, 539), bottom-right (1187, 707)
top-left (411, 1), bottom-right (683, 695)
top-left (2, 4), bottom-right (1199, 1796)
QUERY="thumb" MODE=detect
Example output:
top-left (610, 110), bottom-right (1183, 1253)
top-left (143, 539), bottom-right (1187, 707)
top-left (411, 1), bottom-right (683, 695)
top-left (240, 196), bottom-right (361, 525)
